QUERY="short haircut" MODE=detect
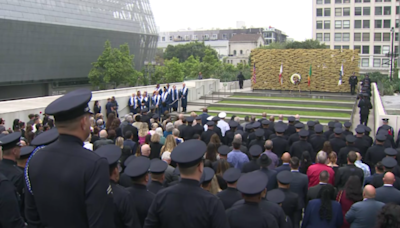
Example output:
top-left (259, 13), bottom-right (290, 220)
top-left (244, 116), bottom-right (249, 121)
top-left (193, 134), bottom-right (200, 139)
top-left (166, 123), bottom-right (174, 132)
top-left (172, 129), bottom-right (180, 137)
top-left (264, 140), bottom-right (273, 150)
top-left (232, 140), bottom-right (241, 150)
top-left (126, 115), bottom-right (133, 123)
top-left (376, 161), bottom-right (384, 172)
top-left (319, 170), bottom-right (330, 182)
top-left (289, 157), bottom-right (300, 169)
top-left (135, 115), bottom-right (141, 122)
top-left (347, 151), bottom-right (357, 163)
top-left (316, 151), bottom-right (328, 164)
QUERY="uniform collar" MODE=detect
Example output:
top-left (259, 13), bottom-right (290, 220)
top-left (150, 180), bottom-right (163, 186)
top-left (59, 134), bottom-right (84, 146)
top-left (132, 183), bottom-right (147, 189)
top-left (180, 178), bottom-right (201, 186)
top-left (1, 159), bottom-right (17, 165)
top-left (383, 184), bottom-right (393, 187)
top-left (244, 201), bottom-right (259, 206)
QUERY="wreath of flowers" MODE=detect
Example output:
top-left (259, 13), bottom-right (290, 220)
top-left (290, 73), bottom-right (302, 85)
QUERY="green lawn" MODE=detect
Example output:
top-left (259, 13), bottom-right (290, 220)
top-left (231, 95), bottom-right (352, 102)
top-left (193, 112), bottom-right (331, 123)
top-left (207, 106), bottom-right (351, 118)
top-left (218, 100), bottom-right (350, 109)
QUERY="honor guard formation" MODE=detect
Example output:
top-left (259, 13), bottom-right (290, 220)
top-left (1, 78), bottom-right (400, 228)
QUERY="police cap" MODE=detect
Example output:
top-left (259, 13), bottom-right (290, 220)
top-left (94, 144), bottom-right (121, 165)
top-left (288, 116), bottom-right (295, 122)
top-left (295, 123), bottom-right (304, 129)
top-left (149, 159), bottom-right (168, 174)
top-left (299, 129), bottom-right (309, 137)
top-left (30, 128), bottom-right (59, 146)
top-left (20, 146), bottom-right (35, 157)
top-left (262, 120), bottom-right (271, 125)
top-left (234, 130), bottom-right (243, 136)
top-left (344, 121), bottom-right (352, 128)
top-left (229, 121), bottom-right (239, 128)
top-left (200, 167), bottom-right (214, 184)
top-left (218, 145), bottom-right (231, 156)
top-left (274, 125), bottom-right (285, 133)
top-left (237, 170), bottom-right (268, 195)
top-left (186, 117), bottom-right (194, 123)
top-left (152, 114), bottom-right (159, 119)
top-left (0, 132), bottom-right (21, 150)
top-left (142, 108), bottom-right (149, 113)
top-left (257, 154), bottom-right (272, 167)
top-left (375, 134), bottom-right (387, 142)
top-left (124, 156), bottom-right (150, 178)
top-left (212, 117), bottom-right (220, 122)
top-left (206, 121), bottom-right (214, 126)
top-left (314, 124), bottom-right (324, 133)
top-left (255, 129), bottom-right (264, 137)
top-left (266, 189), bottom-right (286, 204)
top-left (382, 157), bottom-right (397, 169)
top-left (307, 121), bottom-right (315, 127)
top-left (334, 128), bottom-right (343, 134)
top-left (345, 135), bottom-right (356, 143)
top-left (245, 124), bottom-right (254, 130)
top-left (195, 116), bottom-right (202, 121)
top-left (222, 168), bottom-right (241, 183)
top-left (385, 148), bottom-right (398, 156)
top-left (382, 118), bottom-right (389, 122)
top-left (45, 89), bottom-right (92, 122)
top-left (249, 145), bottom-right (263, 157)
top-left (171, 140), bottom-right (206, 168)
top-left (277, 170), bottom-right (293, 184)
top-left (252, 122), bottom-right (261, 129)
top-left (328, 121), bottom-right (335, 128)
top-left (334, 122), bottom-right (343, 128)
top-left (124, 155), bottom-right (136, 167)
top-left (364, 126), bottom-right (371, 132)
top-left (355, 126), bottom-right (365, 134)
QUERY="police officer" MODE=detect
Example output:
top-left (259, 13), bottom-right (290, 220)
top-left (324, 122), bottom-right (335, 139)
top-left (226, 171), bottom-right (278, 228)
top-left (353, 126), bottom-right (370, 158)
top-left (343, 121), bottom-right (353, 136)
top-left (277, 171), bottom-right (300, 228)
top-left (337, 135), bottom-right (359, 166)
top-left (309, 124), bottom-right (326, 154)
top-left (262, 120), bottom-right (273, 140)
top-left (361, 74), bottom-right (371, 86)
top-left (144, 140), bottom-right (229, 227)
top-left (242, 145), bottom-right (263, 173)
top-left (237, 71), bottom-right (245, 89)
top-left (385, 148), bottom-right (400, 177)
top-left (180, 117), bottom-right (195, 141)
top-left (266, 189), bottom-right (293, 228)
top-left (0, 132), bottom-right (24, 196)
top-left (200, 167), bottom-right (215, 192)
top-left (363, 126), bottom-right (374, 146)
top-left (24, 89), bottom-right (114, 227)
top-left (371, 157), bottom-right (400, 190)
top-left (147, 159), bottom-right (168, 194)
top-left (212, 145), bottom-right (231, 172)
top-left (271, 125), bottom-right (289, 159)
top-left (216, 168), bottom-right (242, 209)
top-left (192, 116), bottom-right (204, 136)
top-left (125, 156), bottom-right (154, 227)
top-left (95, 144), bottom-right (141, 228)
top-left (349, 72), bottom-right (358, 95)
top-left (358, 93), bottom-right (372, 125)
top-left (377, 118), bottom-right (394, 137)
top-left (18, 146), bottom-right (34, 171)
top-left (0, 172), bottom-right (26, 228)
top-left (248, 129), bottom-right (265, 149)
top-left (364, 134), bottom-right (387, 171)
top-left (288, 123), bottom-right (304, 146)
top-left (225, 121), bottom-right (238, 146)
top-left (212, 117), bottom-right (223, 142)
top-left (286, 117), bottom-right (297, 136)
top-left (329, 128), bottom-right (346, 154)
top-left (289, 130), bottom-right (314, 160)
top-left (307, 121), bottom-right (315, 136)
top-left (201, 121), bottom-right (217, 145)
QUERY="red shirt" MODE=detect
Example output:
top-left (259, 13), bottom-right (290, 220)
top-left (307, 163), bottom-right (335, 188)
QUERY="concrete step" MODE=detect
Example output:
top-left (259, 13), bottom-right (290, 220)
top-left (208, 103), bottom-right (353, 114)
top-left (212, 91), bottom-right (356, 101)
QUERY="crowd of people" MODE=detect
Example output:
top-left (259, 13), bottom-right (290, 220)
top-left (0, 84), bottom-right (400, 228)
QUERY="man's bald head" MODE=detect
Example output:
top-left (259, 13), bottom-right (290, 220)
top-left (141, 144), bottom-right (151, 157)
top-left (264, 140), bottom-right (273, 150)
top-left (99, 130), bottom-right (108, 138)
top-left (262, 112), bottom-right (267, 118)
top-left (281, 152), bottom-right (291, 163)
top-left (363, 185), bottom-right (376, 199)
top-left (278, 115), bottom-right (283, 121)
top-left (295, 114), bottom-right (300, 120)
top-left (383, 172), bottom-right (395, 185)
top-left (269, 115), bottom-right (275, 121)
top-left (234, 134), bottom-right (242, 142)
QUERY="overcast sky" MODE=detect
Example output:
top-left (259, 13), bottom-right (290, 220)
top-left (149, 0), bottom-right (312, 41)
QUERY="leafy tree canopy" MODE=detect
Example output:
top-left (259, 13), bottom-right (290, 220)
top-left (163, 42), bottom-right (219, 62)
top-left (259, 39), bottom-right (327, 50)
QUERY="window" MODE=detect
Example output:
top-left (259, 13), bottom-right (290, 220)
top-left (317, 8), bottom-right (323, 16)
top-left (335, 20), bottom-right (342, 28)
top-left (325, 0), bottom-right (331, 3)
top-left (363, 20), bottom-right (370, 28)
top-left (192, 35), bottom-right (198, 40)
top-left (363, 33), bottom-right (370, 41)
top-left (334, 45), bottom-right (341, 50)
top-left (373, 59), bottom-right (381, 67)
top-left (374, 46), bottom-right (381, 54)
top-left (324, 20), bottom-right (331, 29)
top-left (316, 33), bottom-right (323, 41)
top-left (395, 46), bottom-right (398, 54)
top-left (376, 0), bottom-right (382, 1)
top-left (324, 33), bottom-right (330, 41)
top-left (396, 19), bottom-right (399, 28)
top-left (375, 33), bottom-right (382, 41)
top-left (375, 20), bottom-right (382, 28)
top-left (354, 33), bottom-right (361, 41)
top-left (375, 7), bottom-right (382, 15)
top-left (343, 0), bottom-right (350, 2)
top-left (355, 0), bottom-right (362, 2)
top-left (317, 21), bottom-right (323, 29)
top-left (355, 7), bottom-right (362, 15)
top-left (335, 0), bottom-right (342, 2)
top-left (324, 8), bottom-right (331, 16)
top-left (396, 33), bottom-right (399, 41)
top-left (382, 59), bottom-right (389, 67)
top-left (233, 50), bottom-right (237, 55)
top-left (364, 0), bottom-right (370, 2)
top-left (383, 45), bottom-right (390, 54)
top-left (169, 36), bottom-right (173, 41)
top-left (240, 50), bottom-right (243, 55)
top-left (362, 46), bottom-right (369, 54)
top-left (384, 20), bottom-right (391, 28)
top-left (343, 20), bottom-right (350, 28)
top-left (384, 6), bottom-right (391, 15)
top-left (212, 34), bottom-right (217, 39)
top-left (354, 45), bottom-right (361, 50)
top-left (343, 33), bottom-right (350, 41)
top-left (335, 33), bottom-right (342, 41)
top-left (397, 6), bottom-right (399, 14)
top-left (342, 45), bottom-right (350, 49)
top-left (343, 7), bottom-right (350, 16)
top-left (355, 20), bottom-right (362, 28)
top-left (336, 8), bottom-right (342, 16)
top-left (384, 0), bottom-right (391, 1)
top-left (317, 0), bottom-right (323, 3)
top-left (362, 59), bottom-right (369, 67)
top-left (223, 34), bottom-right (227, 39)
top-left (383, 33), bottom-right (391, 41)
top-left (162, 37), bottom-right (165, 41)
top-left (363, 7), bottom-right (370, 15)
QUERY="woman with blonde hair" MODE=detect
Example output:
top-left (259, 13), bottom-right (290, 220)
top-left (149, 133), bottom-right (163, 159)
top-left (160, 135), bottom-right (177, 156)
top-left (115, 136), bottom-right (124, 149)
top-left (190, 112), bottom-right (198, 126)
top-left (155, 127), bottom-right (166, 145)
top-left (138, 122), bottom-right (149, 145)
top-left (149, 123), bottom-right (158, 135)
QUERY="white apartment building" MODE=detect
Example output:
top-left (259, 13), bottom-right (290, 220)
top-left (312, 0), bottom-right (400, 74)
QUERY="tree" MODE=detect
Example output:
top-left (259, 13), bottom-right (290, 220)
top-left (182, 55), bottom-right (201, 79)
top-left (258, 39), bottom-right (326, 50)
top-left (88, 40), bottom-right (141, 89)
top-left (199, 48), bottom-right (220, 78)
top-left (164, 57), bottom-right (184, 83)
top-left (163, 42), bottom-right (219, 62)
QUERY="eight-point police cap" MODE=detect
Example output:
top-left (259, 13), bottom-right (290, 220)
top-left (30, 128), bottom-right (59, 146)
top-left (314, 124), bottom-right (324, 133)
top-left (299, 129), bottom-right (309, 137)
top-left (295, 123), bottom-right (304, 129)
top-left (382, 157), bottom-right (397, 169)
top-left (200, 167), bottom-right (215, 184)
top-left (344, 121), bottom-right (352, 128)
top-left (94, 144), bottom-right (121, 165)
top-left (171, 140), bottom-right (206, 168)
top-left (20, 146), bottom-right (35, 157)
top-left (249, 145), bottom-right (263, 157)
top-left (149, 159), bottom-right (168, 174)
top-left (334, 128), bottom-right (343, 134)
top-left (266, 189), bottom-right (286, 204)
top-left (307, 121), bottom-right (315, 127)
top-left (223, 168), bottom-right (241, 183)
top-left (277, 170), bottom-right (293, 184)
top-left (385, 148), bottom-right (398, 156)
top-left (375, 134), bottom-right (387, 142)
top-left (252, 122), bottom-right (261, 129)
top-left (124, 156), bottom-right (150, 178)
top-left (345, 135), bottom-right (356, 143)
top-left (218, 145), bottom-right (231, 156)
top-left (237, 170), bottom-right (268, 195)
top-left (0, 132), bottom-right (21, 150)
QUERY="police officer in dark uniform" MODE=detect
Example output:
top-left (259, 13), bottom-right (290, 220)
top-left (212, 145), bottom-right (231, 172)
top-left (242, 145), bottom-right (263, 173)
top-left (192, 116), bottom-right (204, 136)
top-left (334, 151), bottom-right (364, 189)
top-left (358, 93), bottom-right (372, 125)
top-left (95, 144), bottom-right (141, 228)
top-left (349, 72), bottom-right (358, 95)
top-left (353, 126), bottom-right (369, 158)
top-left (266, 189), bottom-right (293, 228)
top-left (237, 71), bottom-right (245, 89)
top-left (277, 171), bottom-right (300, 228)
top-left (258, 154), bottom-right (278, 191)
top-left (371, 157), bottom-right (400, 190)
top-left (18, 146), bottom-right (34, 171)
top-left (125, 156), bottom-right (154, 227)
top-left (329, 128), bottom-right (346, 154)
top-left (288, 123), bottom-right (304, 146)
top-left (226, 171), bottom-right (278, 228)
top-left (216, 168), bottom-right (242, 209)
top-left (144, 140), bottom-right (229, 228)
top-left (262, 120), bottom-right (273, 140)
top-left (243, 124), bottom-right (253, 143)
top-left (286, 117), bottom-right (296, 136)
top-left (363, 126), bottom-right (374, 146)
top-left (271, 125), bottom-right (289, 159)
top-left (309, 124), bottom-right (326, 153)
top-left (385, 148), bottom-right (400, 177)
top-left (0, 172), bottom-right (26, 228)
top-left (200, 167), bottom-right (215, 192)
top-left (24, 89), bottom-right (114, 228)
top-left (0, 132), bottom-right (24, 196)
top-left (289, 130), bottom-right (314, 160)
top-left (180, 117), bottom-right (195, 141)
top-left (201, 121), bottom-right (217, 145)
top-left (248, 129), bottom-right (265, 149)
top-left (212, 117), bottom-right (223, 142)
top-left (323, 122), bottom-right (335, 139)
top-left (119, 156), bottom-right (136, 187)
top-left (338, 135), bottom-right (359, 166)
top-left (147, 159), bottom-right (168, 194)
top-left (343, 121), bottom-right (353, 137)
top-left (225, 121), bottom-right (238, 146)
top-left (364, 134), bottom-right (387, 171)
top-left (247, 122), bottom-right (261, 147)
top-left (328, 122), bottom-right (345, 140)
top-left (307, 121), bottom-right (315, 136)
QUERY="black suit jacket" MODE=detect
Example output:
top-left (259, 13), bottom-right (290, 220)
top-left (334, 164), bottom-right (364, 189)
top-left (122, 124), bottom-right (139, 142)
top-left (329, 137), bottom-right (346, 155)
top-left (201, 130), bottom-right (215, 145)
top-left (280, 188), bottom-right (300, 224)
top-left (289, 171), bottom-right (308, 209)
top-left (271, 136), bottom-right (289, 158)
top-left (375, 185), bottom-right (400, 205)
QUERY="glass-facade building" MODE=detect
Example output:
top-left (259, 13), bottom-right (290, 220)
top-left (0, 0), bottom-right (158, 99)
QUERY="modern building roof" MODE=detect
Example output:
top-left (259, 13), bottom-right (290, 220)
top-left (229, 34), bottom-right (263, 42)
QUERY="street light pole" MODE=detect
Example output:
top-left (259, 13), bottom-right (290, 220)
top-left (390, 27), bottom-right (394, 81)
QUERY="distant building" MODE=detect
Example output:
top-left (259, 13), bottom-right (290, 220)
top-left (158, 27), bottom-right (287, 58)
top-left (226, 34), bottom-right (265, 65)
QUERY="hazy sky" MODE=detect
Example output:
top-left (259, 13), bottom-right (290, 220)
top-left (149, 0), bottom-right (312, 41)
